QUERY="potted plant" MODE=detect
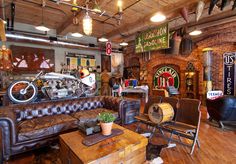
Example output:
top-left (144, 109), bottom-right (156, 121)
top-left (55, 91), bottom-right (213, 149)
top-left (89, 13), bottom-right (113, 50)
top-left (97, 112), bottom-right (116, 136)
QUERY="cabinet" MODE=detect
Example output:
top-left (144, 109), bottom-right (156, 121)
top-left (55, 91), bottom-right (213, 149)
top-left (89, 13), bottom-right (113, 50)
top-left (185, 71), bottom-right (199, 99)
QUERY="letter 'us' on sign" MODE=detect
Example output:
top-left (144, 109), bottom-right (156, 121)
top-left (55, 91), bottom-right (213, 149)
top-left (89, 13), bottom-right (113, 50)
top-left (223, 52), bottom-right (236, 96)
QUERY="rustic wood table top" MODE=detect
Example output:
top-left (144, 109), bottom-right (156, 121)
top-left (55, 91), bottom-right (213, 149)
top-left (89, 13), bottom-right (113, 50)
top-left (59, 123), bottom-right (148, 164)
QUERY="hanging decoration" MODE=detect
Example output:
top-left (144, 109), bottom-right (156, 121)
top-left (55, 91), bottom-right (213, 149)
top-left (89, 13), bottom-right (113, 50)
top-left (221, 0), bottom-right (227, 10)
top-left (209, 0), bottom-right (219, 15)
top-left (0, 19), bottom-right (12, 71)
top-left (83, 12), bottom-right (92, 35)
top-left (233, 0), bottom-right (236, 10)
top-left (196, 1), bottom-right (205, 22)
top-left (180, 7), bottom-right (189, 23)
top-left (35, 0), bottom-right (50, 32)
top-left (0, 45), bottom-right (13, 71)
top-left (171, 32), bottom-right (182, 55)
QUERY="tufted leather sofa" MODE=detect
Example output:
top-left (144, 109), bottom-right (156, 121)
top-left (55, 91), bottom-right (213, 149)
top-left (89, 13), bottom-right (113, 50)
top-left (0, 96), bottom-right (127, 161)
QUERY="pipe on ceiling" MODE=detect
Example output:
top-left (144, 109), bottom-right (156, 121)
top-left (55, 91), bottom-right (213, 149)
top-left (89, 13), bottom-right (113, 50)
top-left (22, 0), bottom-right (67, 16)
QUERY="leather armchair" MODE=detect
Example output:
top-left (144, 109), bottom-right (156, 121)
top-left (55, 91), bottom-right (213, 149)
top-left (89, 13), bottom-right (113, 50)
top-left (0, 96), bottom-right (127, 161)
top-left (206, 96), bottom-right (236, 128)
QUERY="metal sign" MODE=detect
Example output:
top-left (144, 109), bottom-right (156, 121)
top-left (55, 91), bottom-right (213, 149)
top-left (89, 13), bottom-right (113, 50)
top-left (223, 52), bottom-right (236, 95)
top-left (153, 66), bottom-right (180, 89)
top-left (207, 90), bottom-right (223, 100)
top-left (135, 23), bottom-right (169, 53)
top-left (106, 42), bottom-right (112, 56)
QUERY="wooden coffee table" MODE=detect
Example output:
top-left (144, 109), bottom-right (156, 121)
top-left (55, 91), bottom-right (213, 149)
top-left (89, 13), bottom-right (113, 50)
top-left (59, 124), bottom-right (148, 164)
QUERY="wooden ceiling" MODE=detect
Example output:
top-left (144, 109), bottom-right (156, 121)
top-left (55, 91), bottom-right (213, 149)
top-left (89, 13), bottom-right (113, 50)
top-left (1, 0), bottom-right (236, 44)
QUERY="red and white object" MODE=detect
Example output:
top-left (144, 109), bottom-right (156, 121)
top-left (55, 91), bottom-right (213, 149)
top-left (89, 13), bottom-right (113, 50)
top-left (207, 90), bottom-right (223, 100)
top-left (106, 42), bottom-right (112, 55)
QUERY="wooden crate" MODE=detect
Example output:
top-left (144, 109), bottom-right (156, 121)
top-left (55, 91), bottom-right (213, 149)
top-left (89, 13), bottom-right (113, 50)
top-left (59, 124), bottom-right (148, 164)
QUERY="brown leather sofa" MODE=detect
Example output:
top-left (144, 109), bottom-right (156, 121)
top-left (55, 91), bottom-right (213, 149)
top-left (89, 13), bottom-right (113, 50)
top-left (0, 96), bottom-right (134, 161)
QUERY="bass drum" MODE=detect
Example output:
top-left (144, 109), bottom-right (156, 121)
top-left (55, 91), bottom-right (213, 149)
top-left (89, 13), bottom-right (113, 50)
top-left (148, 103), bottom-right (174, 124)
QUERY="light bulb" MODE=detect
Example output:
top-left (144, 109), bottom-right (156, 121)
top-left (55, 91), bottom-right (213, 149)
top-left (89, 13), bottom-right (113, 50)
top-left (117, 0), bottom-right (123, 13)
top-left (71, 32), bottom-right (83, 37)
top-left (150, 13), bottom-right (166, 22)
top-left (83, 13), bottom-right (92, 35)
top-left (120, 42), bottom-right (128, 46)
top-left (189, 30), bottom-right (202, 36)
top-left (98, 37), bottom-right (108, 42)
top-left (35, 25), bottom-right (50, 32)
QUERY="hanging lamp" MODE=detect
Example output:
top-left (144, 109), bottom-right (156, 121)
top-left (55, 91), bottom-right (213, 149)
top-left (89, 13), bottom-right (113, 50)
top-left (83, 11), bottom-right (92, 35)
top-left (35, 1), bottom-right (50, 32)
top-left (98, 23), bottom-right (108, 42)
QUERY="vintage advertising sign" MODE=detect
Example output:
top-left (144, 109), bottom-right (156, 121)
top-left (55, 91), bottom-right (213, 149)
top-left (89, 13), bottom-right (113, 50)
top-left (106, 42), bottom-right (112, 56)
top-left (207, 90), bottom-right (223, 100)
top-left (135, 23), bottom-right (169, 53)
top-left (223, 52), bottom-right (236, 95)
top-left (153, 66), bottom-right (180, 89)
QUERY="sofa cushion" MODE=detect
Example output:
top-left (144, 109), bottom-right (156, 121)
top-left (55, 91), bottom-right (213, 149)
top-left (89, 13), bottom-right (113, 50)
top-left (71, 108), bottom-right (118, 123)
top-left (17, 114), bottom-right (78, 142)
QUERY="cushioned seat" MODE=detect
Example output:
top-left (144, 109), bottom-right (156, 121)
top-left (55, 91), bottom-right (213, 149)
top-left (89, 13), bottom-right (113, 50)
top-left (17, 114), bottom-right (78, 142)
top-left (71, 108), bottom-right (118, 122)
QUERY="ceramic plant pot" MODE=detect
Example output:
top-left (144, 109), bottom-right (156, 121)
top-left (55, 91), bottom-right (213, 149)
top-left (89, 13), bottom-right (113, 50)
top-left (100, 122), bottom-right (113, 136)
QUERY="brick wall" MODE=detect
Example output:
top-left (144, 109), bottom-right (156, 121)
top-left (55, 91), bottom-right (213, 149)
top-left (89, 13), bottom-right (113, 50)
top-left (124, 27), bottom-right (236, 98)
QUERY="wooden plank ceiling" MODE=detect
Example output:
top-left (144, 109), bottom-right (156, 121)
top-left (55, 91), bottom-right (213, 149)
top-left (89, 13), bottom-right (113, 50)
top-left (1, 0), bottom-right (236, 44)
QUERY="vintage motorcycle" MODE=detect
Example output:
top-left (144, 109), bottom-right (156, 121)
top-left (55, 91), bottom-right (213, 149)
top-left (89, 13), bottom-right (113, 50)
top-left (7, 69), bottom-right (97, 104)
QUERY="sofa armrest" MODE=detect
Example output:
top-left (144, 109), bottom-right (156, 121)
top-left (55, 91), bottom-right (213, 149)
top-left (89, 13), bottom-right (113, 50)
top-left (103, 96), bottom-right (123, 116)
top-left (0, 107), bottom-right (17, 160)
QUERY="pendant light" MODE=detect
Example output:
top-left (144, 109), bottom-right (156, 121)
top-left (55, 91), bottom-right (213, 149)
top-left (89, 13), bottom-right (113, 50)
top-left (120, 41), bottom-right (128, 46)
top-left (35, 1), bottom-right (50, 32)
top-left (83, 11), bottom-right (92, 35)
top-left (98, 22), bottom-right (108, 42)
top-left (150, 13), bottom-right (166, 22)
top-left (189, 29), bottom-right (202, 36)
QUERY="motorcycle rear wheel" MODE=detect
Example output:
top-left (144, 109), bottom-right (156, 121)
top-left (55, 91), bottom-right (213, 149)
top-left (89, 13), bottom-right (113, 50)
top-left (7, 80), bottom-right (38, 104)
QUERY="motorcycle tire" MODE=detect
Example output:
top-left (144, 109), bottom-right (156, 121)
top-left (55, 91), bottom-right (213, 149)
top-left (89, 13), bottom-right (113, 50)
top-left (7, 80), bottom-right (38, 104)
top-left (84, 83), bottom-right (98, 97)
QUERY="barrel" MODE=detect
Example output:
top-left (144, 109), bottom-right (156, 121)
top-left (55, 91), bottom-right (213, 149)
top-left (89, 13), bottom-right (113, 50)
top-left (148, 103), bottom-right (174, 124)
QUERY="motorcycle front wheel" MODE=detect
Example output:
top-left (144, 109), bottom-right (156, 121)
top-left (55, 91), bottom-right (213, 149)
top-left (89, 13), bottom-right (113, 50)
top-left (84, 83), bottom-right (98, 97)
top-left (7, 80), bottom-right (38, 104)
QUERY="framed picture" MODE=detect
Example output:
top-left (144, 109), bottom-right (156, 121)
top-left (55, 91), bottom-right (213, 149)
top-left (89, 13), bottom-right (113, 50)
top-left (101, 55), bottom-right (111, 72)
top-left (11, 46), bottom-right (55, 73)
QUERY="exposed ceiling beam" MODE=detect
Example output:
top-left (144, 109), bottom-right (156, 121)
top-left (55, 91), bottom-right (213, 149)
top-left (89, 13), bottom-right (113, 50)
top-left (105, 0), bottom-right (203, 40)
top-left (56, 0), bottom-right (113, 35)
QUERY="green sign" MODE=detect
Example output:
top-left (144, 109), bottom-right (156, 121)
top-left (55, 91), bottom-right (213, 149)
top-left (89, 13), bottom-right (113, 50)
top-left (135, 23), bottom-right (169, 53)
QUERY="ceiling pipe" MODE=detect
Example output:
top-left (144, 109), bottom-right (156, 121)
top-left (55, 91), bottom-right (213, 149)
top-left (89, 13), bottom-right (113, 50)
top-left (22, 0), bottom-right (67, 16)
top-left (49, 0), bottom-right (121, 22)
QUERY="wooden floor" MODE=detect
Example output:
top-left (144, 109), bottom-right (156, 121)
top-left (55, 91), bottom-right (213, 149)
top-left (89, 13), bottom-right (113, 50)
top-left (5, 106), bottom-right (236, 164)
top-left (125, 105), bottom-right (236, 164)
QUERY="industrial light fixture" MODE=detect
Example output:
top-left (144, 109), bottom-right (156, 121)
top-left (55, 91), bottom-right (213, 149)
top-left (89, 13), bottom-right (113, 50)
top-left (35, 1), bottom-right (50, 32)
top-left (98, 37), bottom-right (108, 42)
top-left (117, 0), bottom-right (123, 13)
top-left (71, 32), bottom-right (83, 37)
top-left (150, 13), bottom-right (166, 22)
top-left (83, 11), bottom-right (92, 35)
top-left (120, 42), bottom-right (128, 46)
top-left (93, 0), bottom-right (102, 13)
top-left (189, 29), bottom-right (202, 36)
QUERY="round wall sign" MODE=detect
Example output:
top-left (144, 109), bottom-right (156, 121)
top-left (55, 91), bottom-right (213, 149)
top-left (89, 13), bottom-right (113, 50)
top-left (153, 66), bottom-right (180, 89)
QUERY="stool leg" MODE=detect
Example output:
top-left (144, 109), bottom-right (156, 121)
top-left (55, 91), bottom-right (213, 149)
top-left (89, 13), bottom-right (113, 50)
top-left (136, 122), bottom-right (141, 132)
top-left (149, 127), bottom-right (156, 142)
